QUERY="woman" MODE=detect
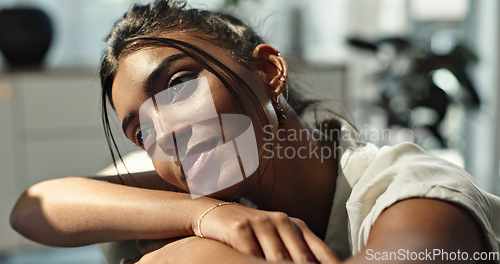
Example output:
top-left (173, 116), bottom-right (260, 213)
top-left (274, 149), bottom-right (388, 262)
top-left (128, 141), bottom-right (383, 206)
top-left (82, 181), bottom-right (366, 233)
top-left (10, 0), bottom-right (500, 263)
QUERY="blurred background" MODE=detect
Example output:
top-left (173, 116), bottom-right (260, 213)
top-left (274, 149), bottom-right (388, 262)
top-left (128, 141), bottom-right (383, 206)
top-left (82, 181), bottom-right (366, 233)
top-left (0, 0), bottom-right (498, 263)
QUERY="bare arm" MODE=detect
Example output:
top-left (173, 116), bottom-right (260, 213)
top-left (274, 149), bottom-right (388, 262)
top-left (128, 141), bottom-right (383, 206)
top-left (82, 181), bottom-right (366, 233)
top-left (345, 198), bottom-right (488, 263)
top-left (10, 173), bottom-right (334, 263)
top-left (9, 174), bottom-right (219, 247)
top-left (131, 237), bottom-right (270, 264)
top-left (130, 236), bottom-right (336, 264)
top-left (136, 198), bottom-right (487, 264)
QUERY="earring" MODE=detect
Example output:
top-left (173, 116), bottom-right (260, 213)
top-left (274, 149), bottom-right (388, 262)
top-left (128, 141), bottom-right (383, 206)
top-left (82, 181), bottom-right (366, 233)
top-left (274, 96), bottom-right (287, 127)
top-left (280, 76), bottom-right (286, 82)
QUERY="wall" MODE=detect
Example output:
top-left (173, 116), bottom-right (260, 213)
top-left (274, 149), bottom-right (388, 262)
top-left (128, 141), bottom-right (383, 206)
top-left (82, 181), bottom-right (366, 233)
top-left (464, 0), bottom-right (500, 194)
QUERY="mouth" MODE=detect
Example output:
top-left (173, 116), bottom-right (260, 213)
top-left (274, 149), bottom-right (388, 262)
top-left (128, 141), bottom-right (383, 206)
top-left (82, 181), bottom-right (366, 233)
top-left (180, 139), bottom-right (218, 179)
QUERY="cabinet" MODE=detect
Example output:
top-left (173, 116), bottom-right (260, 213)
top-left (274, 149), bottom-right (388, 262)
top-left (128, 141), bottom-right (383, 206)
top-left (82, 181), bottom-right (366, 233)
top-left (0, 69), bottom-right (132, 250)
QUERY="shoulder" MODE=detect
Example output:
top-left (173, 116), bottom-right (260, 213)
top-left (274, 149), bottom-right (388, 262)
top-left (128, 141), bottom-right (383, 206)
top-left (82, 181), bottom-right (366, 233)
top-left (340, 142), bottom-right (500, 256)
top-left (351, 197), bottom-right (492, 263)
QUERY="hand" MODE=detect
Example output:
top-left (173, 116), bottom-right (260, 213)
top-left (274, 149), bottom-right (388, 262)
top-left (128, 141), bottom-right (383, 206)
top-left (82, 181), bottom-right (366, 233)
top-left (192, 204), bottom-right (340, 263)
top-left (289, 218), bottom-right (340, 264)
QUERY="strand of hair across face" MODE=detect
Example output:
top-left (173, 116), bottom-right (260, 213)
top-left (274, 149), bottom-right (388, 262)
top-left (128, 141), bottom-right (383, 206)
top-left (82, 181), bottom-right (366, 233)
top-left (120, 36), bottom-right (276, 194)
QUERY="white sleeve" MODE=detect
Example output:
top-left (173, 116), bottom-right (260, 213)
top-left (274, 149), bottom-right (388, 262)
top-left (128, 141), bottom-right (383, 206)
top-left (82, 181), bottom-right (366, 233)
top-left (344, 143), bottom-right (500, 257)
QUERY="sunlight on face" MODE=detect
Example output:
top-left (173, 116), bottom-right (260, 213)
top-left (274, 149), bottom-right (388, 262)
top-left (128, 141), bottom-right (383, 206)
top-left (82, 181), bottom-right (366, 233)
top-left (138, 76), bottom-right (259, 198)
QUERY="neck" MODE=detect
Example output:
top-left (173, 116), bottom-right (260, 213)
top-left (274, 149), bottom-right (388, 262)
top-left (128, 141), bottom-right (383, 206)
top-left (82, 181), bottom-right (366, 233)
top-left (243, 110), bottom-right (339, 238)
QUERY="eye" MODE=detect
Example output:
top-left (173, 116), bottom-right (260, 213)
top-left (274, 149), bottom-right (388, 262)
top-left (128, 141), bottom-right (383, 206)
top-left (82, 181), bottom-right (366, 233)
top-left (169, 74), bottom-right (194, 93)
top-left (170, 74), bottom-right (192, 87)
top-left (165, 73), bottom-right (199, 104)
top-left (135, 126), bottom-right (155, 149)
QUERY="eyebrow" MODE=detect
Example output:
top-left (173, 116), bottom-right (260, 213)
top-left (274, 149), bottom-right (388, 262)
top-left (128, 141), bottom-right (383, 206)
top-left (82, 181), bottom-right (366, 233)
top-left (144, 53), bottom-right (188, 95)
top-left (121, 53), bottom-right (189, 136)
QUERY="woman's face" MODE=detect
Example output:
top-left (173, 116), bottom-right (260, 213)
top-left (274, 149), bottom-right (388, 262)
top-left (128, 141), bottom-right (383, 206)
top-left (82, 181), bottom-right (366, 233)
top-left (112, 34), bottom-right (284, 199)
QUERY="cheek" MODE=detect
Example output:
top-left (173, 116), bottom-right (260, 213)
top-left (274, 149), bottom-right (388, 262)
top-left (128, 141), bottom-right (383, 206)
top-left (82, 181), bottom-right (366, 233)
top-left (208, 80), bottom-right (274, 158)
top-left (209, 85), bottom-right (241, 114)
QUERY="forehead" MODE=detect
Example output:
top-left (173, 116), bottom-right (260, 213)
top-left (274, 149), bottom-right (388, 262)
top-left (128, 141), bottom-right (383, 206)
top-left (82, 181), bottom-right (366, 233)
top-left (112, 46), bottom-right (180, 121)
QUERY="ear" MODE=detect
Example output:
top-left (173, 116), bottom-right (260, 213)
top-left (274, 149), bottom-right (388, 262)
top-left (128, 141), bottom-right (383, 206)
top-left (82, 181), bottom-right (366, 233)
top-left (252, 44), bottom-right (288, 98)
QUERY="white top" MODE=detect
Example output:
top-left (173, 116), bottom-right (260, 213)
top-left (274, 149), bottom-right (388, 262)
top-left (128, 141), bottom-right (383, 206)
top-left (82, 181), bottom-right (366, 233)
top-left (324, 123), bottom-right (500, 261)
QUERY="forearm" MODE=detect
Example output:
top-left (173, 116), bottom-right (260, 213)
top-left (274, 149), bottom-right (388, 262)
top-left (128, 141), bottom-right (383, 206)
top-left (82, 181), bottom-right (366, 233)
top-left (138, 237), bottom-right (273, 264)
top-left (10, 177), bottom-right (219, 247)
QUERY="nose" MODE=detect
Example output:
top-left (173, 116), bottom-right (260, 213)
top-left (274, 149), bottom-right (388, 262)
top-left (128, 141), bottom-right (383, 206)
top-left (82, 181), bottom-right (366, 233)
top-left (154, 130), bottom-right (176, 159)
top-left (153, 123), bottom-right (192, 162)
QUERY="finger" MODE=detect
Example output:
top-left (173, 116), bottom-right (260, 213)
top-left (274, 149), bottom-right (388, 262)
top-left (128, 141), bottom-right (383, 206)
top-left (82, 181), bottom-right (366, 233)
top-left (271, 213), bottom-right (315, 263)
top-left (291, 219), bottom-right (340, 264)
top-left (251, 214), bottom-right (292, 262)
top-left (229, 219), bottom-right (265, 258)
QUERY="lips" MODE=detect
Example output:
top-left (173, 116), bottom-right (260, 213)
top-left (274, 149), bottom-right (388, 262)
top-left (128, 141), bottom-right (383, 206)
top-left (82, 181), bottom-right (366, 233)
top-left (180, 139), bottom-right (218, 178)
top-left (185, 148), bottom-right (216, 184)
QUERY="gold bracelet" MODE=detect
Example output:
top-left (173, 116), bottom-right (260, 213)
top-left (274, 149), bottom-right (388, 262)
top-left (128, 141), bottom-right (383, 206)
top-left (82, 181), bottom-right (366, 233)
top-left (197, 202), bottom-right (238, 238)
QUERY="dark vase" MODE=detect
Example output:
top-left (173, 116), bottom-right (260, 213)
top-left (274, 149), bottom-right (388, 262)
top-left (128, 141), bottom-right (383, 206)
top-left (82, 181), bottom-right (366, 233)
top-left (0, 7), bottom-right (53, 68)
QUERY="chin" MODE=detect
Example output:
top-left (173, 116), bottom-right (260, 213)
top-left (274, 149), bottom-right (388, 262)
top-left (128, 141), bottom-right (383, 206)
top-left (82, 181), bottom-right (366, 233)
top-left (202, 181), bottom-right (246, 201)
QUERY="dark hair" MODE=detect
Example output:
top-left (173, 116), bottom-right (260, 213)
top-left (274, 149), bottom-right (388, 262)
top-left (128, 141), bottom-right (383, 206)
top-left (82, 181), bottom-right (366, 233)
top-left (99, 0), bottom-right (340, 179)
